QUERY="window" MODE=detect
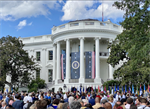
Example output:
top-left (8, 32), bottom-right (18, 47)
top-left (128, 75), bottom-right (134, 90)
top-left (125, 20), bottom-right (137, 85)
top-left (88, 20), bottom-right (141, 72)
top-left (36, 52), bottom-right (40, 61)
top-left (49, 51), bottom-right (53, 60)
top-left (48, 69), bottom-right (53, 82)
top-left (62, 50), bottom-right (66, 54)
top-left (85, 22), bottom-right (94, 25)
top-left (100, 22), bottom-right (105, 26)
top-left (78, 45), bottom-right (80, 52)
top-left (70, 23), bottom-right (79, 26)
top-left (36, 70), bottom-right (40, 79)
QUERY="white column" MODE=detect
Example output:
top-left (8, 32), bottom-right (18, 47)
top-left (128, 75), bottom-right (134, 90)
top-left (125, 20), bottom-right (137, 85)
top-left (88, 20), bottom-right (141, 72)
top-left (79, 37), bottom-right (85, 83)
top-left (30, 49), bottom-right (36, 78)
top-left (42, 48), bottom-right (47, 82)
top-left (53, 44), bottom-right (56, 82)
top-left (64, 39), bottom-right (70, 84)
top-left (56, 42), bottom-right (61, 83)
top-left (94, 37), bottom-right (101, 83)
top-left (109, 48), bottom-right (114, 79)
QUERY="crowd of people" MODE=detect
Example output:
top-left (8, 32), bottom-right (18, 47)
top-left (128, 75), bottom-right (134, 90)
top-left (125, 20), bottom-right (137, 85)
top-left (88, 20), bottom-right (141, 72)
top-left (0, 89), bottom-right (150, 109)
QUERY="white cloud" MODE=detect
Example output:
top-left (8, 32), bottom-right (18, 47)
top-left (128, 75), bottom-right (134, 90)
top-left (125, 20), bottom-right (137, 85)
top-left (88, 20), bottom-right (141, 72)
top-left (61, 1), bottom-right (124, 21)
top-left (17, 20), bottom-right (32, 30)
top-left (17, 20), bottom-right (26, 30)
top-left (0, 1), bottom-right (60, 21)
top-left (28, 22), bottom-right (32, 26)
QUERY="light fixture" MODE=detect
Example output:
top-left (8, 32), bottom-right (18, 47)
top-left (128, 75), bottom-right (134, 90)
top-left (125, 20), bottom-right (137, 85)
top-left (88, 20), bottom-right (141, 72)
top-left (63, 84), bottom-right (67, 90)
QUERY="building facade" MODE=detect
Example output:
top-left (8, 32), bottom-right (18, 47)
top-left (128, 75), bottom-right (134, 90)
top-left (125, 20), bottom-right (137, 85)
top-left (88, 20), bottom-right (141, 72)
top-left (20, 19), bottom-right (123, 92)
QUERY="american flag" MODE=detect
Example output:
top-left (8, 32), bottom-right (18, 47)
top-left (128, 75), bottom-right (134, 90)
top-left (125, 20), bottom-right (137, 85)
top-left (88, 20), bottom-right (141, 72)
top-left (61, 50), bottom-right (66, 80)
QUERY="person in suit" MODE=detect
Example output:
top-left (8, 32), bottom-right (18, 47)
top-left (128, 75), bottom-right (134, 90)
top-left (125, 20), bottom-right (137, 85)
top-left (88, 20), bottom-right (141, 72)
top-left (0, 93), bottom-right (3, 100)
top-left (12, 94), bottom-right (23, 109)
top-left (89, 95), bottom-right (95, 106)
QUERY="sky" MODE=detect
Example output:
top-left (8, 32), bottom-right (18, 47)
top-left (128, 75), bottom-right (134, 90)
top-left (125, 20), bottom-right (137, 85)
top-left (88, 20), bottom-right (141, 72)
top-left (0, 0), bottom-right (125, 38)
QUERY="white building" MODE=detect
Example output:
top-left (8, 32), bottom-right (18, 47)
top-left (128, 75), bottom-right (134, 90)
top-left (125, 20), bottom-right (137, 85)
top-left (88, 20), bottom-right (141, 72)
top-left (20, 19), bottom-right (123, 92)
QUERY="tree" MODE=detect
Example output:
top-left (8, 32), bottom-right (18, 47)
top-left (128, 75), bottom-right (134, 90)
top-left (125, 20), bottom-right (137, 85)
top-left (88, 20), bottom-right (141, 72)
top-left (0, 35), bottom-right (40, 90)
top-left (107, 0), bottom-right (150, 85)
top-left (28, 78), bottom-right (46, 92)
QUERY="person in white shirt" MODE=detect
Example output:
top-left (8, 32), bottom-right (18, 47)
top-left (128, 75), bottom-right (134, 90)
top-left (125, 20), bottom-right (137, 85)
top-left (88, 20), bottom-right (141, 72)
top-left (63, 92), bottom-right (67, 100)
top-left (138, 98), bottom-right (150, 109)
top-left (23, 93), bottom-right (28, 104)
top-left (23, 101), bottom-right (29, 109)
top-left (27, 93), bottom-right (33, 103)
top-left (115, 92), bottom-right (121, 101)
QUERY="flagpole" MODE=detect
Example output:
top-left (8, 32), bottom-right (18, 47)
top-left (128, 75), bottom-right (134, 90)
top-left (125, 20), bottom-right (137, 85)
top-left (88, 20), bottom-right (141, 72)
top-left (102, 0), bottom-right (104, 22)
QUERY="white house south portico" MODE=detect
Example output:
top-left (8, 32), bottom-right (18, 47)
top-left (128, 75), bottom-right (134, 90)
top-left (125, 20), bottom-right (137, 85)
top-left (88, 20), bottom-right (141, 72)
top-left (20, 19), bottom-right (123, 92)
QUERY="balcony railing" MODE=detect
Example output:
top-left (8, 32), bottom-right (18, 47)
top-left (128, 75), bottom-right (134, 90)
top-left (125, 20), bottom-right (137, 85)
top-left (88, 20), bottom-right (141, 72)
top-left (69, 52), bottom-right (109, 57)
top-left (99, 52), bottom-right (109, 56)
top-left (52, 20), bottom-right (123, 34)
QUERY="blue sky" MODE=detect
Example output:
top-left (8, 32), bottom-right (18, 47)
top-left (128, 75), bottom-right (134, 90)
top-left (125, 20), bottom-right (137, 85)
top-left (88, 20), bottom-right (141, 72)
top-left (0, 0), bottom-right (124, 38)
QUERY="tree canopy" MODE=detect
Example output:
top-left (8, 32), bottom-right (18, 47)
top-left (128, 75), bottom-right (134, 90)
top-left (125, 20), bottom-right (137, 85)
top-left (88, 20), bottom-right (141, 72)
top-left (0, 35), bottom-right (40, 90)
top-left (107, 0), bottom-right (150, 85)
top-left (28, 78), bottom-right (46, 92)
